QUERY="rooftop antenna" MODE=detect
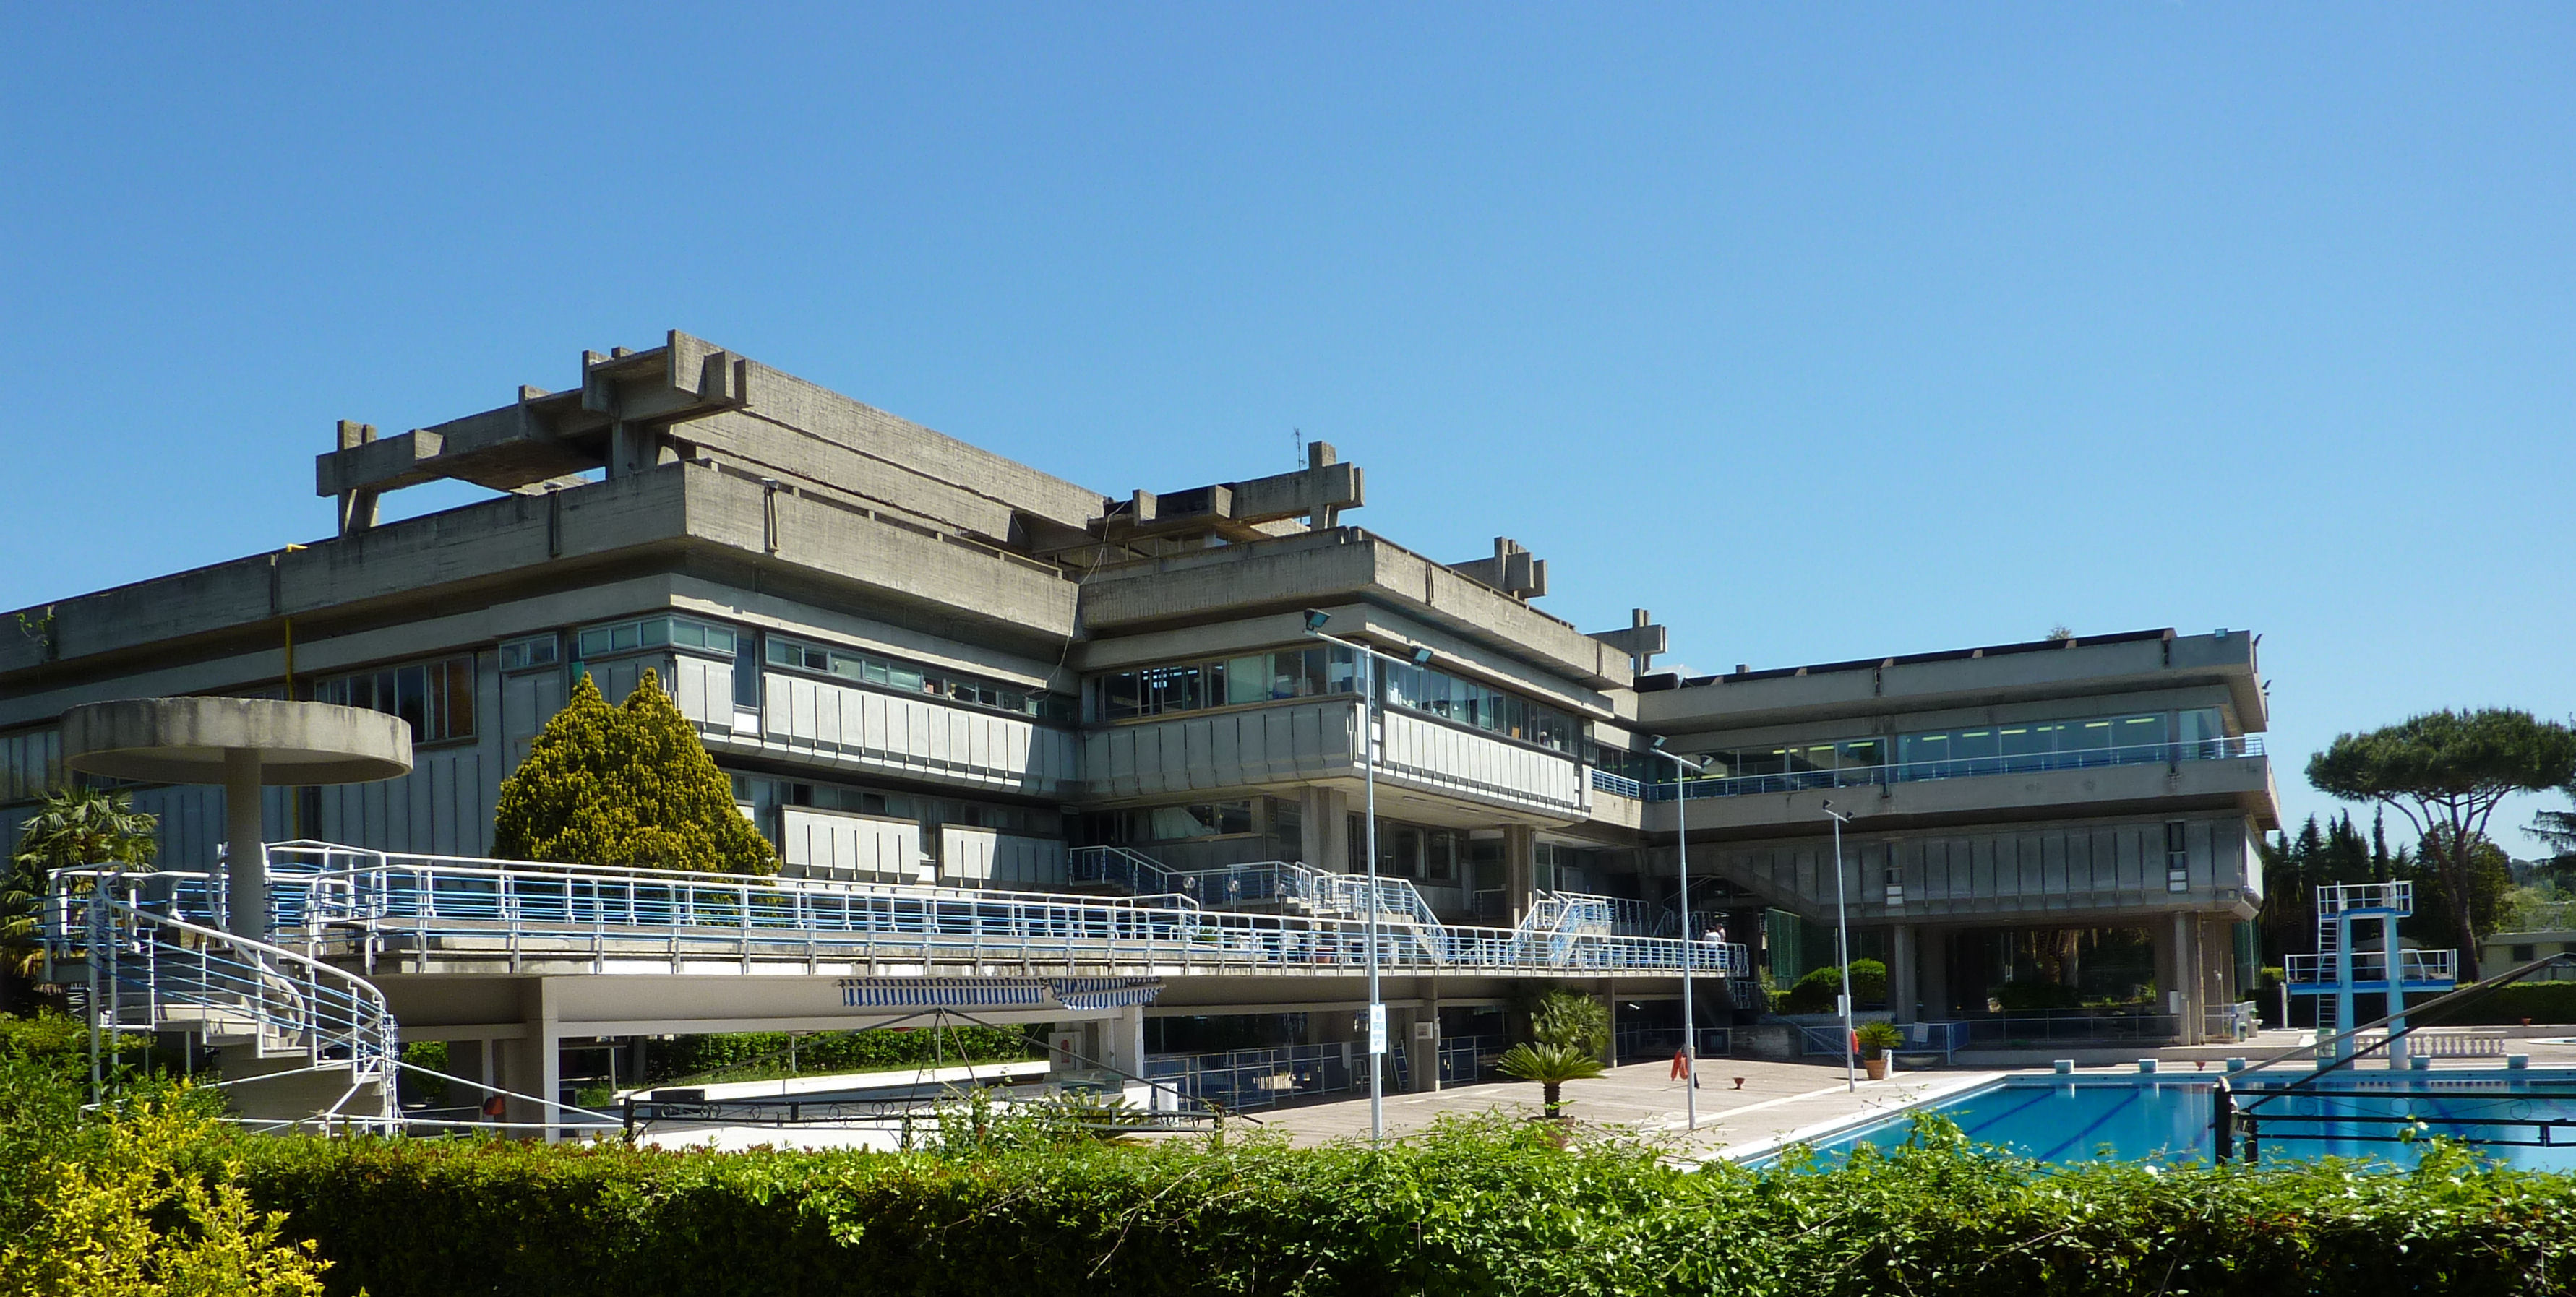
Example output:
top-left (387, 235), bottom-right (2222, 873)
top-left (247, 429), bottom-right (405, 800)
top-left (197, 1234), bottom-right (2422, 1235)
top-left (1292, 427), bottom-right (1304, 472)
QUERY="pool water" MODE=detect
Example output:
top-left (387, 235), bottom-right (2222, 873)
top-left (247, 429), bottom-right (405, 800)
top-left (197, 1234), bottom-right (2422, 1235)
top-left (1787, 1070), bottom-right (2576, 1172)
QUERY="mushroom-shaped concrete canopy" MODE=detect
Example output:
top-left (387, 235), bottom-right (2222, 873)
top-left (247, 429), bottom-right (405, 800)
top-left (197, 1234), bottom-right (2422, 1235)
top-left (60, 698), bottom-right (413, 943)
top-left (61, 697), bottom-right (412, 786)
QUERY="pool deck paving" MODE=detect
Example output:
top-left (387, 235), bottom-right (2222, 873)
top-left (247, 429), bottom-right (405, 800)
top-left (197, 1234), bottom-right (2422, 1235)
top-left (1240, 1057), bottom-right (2007, 1157)
top-left (1236, 1032), bottom-right (2576, 1158)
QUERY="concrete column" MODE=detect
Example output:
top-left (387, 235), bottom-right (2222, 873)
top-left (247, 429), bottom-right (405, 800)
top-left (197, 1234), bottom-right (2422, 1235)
top-left (2170, 912), bottom-right (2204, 1046)
top-left (1301, 785), bottom-right (1349, 871)
top-left (443, 1039), bottom-right (489, 1111)
top-left (1504, 825), bottom-right (1537, 926)
top-left (2151, 916), bottom-right (2182, 1041)
top-left (502, 981), bottom-right (561, 1140)
top-left (1104, 1004), bottom-right (1147, 1079)
top-left (1414, 976), bottom-right (1441, 1093)
top-left (1920, 929), bottom-right (1952, 1020)
top-left (222, 749), bottom-right (267, 944)
top-left (1891, 924), bottom-right (1918, 1025)
top-left (1599, 978), bottom-right (1618, 1067)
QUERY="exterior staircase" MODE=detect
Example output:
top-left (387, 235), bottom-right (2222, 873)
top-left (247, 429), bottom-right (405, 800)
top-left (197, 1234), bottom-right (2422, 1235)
top-left (46, 869), bottom-right (398, 1132)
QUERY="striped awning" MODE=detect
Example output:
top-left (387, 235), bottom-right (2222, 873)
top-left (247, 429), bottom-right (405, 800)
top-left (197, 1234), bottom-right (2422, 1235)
top-left (1047, 977), bottom-right (1164, 1010)
top-left (835, 975), bottom-right (1164, 1013)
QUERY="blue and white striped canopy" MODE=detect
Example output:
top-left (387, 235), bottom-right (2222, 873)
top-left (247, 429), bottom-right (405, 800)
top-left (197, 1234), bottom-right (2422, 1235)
top-left (833, 975), bottom-right (1164, 1012)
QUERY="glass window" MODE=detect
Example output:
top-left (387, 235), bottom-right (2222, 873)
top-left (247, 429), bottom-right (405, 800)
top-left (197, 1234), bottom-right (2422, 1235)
top-left (731, 629), bottom-right (761, 710)
top-left (318, 655), bottom-right (474, 743)
top-left (444, 658), bottom-right (476, 738)
top-left (1224, 655), bottom-right (1268, 705)
top-left (498, 634), bottom-right (559, 673)
top-left (2178, 707), bottom-right (2223, 741)
top-left (1998, 725), bottom-right (2048, 758)
top-left (2116, 714), bottom-right (2168, 751)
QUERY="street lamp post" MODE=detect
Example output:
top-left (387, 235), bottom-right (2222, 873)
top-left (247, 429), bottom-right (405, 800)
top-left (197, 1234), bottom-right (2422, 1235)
top-left (1821, 801), bottom-right (1857, 1092)
top-left (1303, 610), bottom-right (1432, 1145)
top-left (1647, 738), bottom-right (1707, 1130)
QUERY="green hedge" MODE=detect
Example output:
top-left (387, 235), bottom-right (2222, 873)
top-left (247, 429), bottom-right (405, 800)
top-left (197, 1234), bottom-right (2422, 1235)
top-left (2428, 981), bottom-right (2576, 1027)
top-left (1778, 959), bottom-right (1887, 1014)
top-left (209, 1116), bottom-right (2576, 1297)
top-left (641, 1025), bottom-right (1039, 1083)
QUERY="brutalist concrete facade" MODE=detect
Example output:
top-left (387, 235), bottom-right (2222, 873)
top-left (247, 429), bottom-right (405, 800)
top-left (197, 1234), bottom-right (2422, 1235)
top-left (0, 331), bottom-right (2280, 1045)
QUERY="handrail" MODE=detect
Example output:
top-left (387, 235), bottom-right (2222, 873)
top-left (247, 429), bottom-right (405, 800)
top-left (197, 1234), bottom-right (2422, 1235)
top-left (50, 884), bottom-right (398, 1132)
top-left (2285, 949), bottom-right (2457, 985)
top-left (62, 845), bottom-right (1750, 980)
top-left (1642, 736), bottom-right (2266, 802)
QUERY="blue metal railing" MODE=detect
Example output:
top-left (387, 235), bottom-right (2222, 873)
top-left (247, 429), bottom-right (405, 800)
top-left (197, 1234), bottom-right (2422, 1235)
top-left (1641, 736), bottom-right (2264, 802)
top-left (1590, 768), bottom-right (1643, 799)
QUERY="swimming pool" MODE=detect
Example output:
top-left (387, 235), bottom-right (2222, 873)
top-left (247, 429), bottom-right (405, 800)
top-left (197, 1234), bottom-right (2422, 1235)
top-left (1765, 1069), bottom-right (2576, 1171)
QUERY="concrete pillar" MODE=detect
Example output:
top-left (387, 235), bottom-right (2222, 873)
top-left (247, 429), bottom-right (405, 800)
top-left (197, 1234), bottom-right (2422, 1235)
top-left (1504, 825), bottom-right (1537, 926)
top-left (1104, 1004), bottom-right (1147, 1080)
top-left (502, 982), bottom-right (561, 1140)
top-left (1891, 924), bottom-right (1918, 1025)
top-left (2170, 912), bottom-right (2204, 1046)
top-left (1920, 929), bottom-right (1952, 1020)
top-left (445, 1039), bottom-right (488, 1100)
top-left (1301, 785), bottom-right (1349, 871)
top-left (2151, 917), bottom-right (2181, 1040)
top-left (223, 749), bottom-right (267, 944)
top-left (1599, 978), bottom-right (1618, 1067)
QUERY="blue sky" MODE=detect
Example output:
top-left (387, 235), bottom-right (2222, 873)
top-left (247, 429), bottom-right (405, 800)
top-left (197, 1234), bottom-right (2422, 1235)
top-left (3, 6), bottom-right (2569, 844)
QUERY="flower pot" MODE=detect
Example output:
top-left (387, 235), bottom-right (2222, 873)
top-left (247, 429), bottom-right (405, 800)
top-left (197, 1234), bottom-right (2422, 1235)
top-left (1864, 1057), bottom-right (1889, 1081)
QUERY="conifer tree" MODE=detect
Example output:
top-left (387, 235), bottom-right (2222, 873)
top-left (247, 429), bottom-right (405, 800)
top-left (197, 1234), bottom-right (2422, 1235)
top-left (493, 671), bottom-right (777, 875)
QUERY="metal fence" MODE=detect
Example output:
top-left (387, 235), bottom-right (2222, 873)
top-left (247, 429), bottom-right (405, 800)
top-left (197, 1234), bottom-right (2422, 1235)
top-left (1145, 1043), bottom-right (1357, 1111)
top-left (1612, 1025), bottom-right (1733, 1064)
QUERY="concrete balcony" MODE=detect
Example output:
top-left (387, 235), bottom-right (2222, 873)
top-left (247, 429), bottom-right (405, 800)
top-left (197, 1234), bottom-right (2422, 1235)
top-left (1642, 744), bottom-right (2279, 840)
top-left (1083, 698), bottom-right (1587, 822)
top-left (674, 655), bottom-right (1080, 798)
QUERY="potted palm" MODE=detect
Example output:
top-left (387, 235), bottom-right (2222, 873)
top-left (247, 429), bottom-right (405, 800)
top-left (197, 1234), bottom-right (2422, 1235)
top-left (1856, 1021), bottom-right (1904, 1081)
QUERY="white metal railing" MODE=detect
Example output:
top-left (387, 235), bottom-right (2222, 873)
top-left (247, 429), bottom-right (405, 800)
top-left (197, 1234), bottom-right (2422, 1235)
top-left (2317, 880), bottom-right (2413, 917)
top-left (1068, 846), bottom-right (1458, 937)
top-left (47, 872), bottom-right (398, 1130)
top-left (2285, 949), bottom-right (2459, 986)
top-left (62, 843), bottom-right (1748, 981)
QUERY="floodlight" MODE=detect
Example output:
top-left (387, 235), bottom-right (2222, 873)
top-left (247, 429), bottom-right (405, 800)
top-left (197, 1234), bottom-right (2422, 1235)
top-left (1302, 609), bottom-right (1330, 632)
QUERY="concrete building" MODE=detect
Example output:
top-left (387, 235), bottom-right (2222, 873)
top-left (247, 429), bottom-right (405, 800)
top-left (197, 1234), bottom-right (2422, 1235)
top-left (1, 331), bottom-right (2280, 1088)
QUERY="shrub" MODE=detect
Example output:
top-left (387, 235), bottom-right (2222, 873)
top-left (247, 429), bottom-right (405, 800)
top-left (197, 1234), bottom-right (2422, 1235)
top-left (640, 1025), bottom-right (1039, 1083)
top-left (1993, 981), bottom-right (2085, 1012)
top-left (2423, 981), bottom-right (2576, 1027)
top-left (198, 1113), bottom-right (2576, 1297)
top-left (1527, 989), bottom-right (1609, 1055)
top-left (1779, 960), bottom-right (1888, 1014)
top-left (492, 671), bottom-right (777, 875)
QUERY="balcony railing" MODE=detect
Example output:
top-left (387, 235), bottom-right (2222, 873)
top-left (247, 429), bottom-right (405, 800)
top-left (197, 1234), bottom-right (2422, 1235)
top-left (57, 843), bottom-right (1748, 981)
top-left (2316, 881), bottom-right (2413, 916)
top-left (2285, 949), bottom-right (2458, 986)
top-left (1589, 768), bottom-right (1644, 799)
top-left (1641, 736), bottom-right (2265, 803)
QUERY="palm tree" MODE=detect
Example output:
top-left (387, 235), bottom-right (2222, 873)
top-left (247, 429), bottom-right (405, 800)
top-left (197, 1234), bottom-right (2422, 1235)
top-left (1497, 1042), bottom-right (1605, 1119)
top-left (4, 787), bottom-right (158, 1009)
